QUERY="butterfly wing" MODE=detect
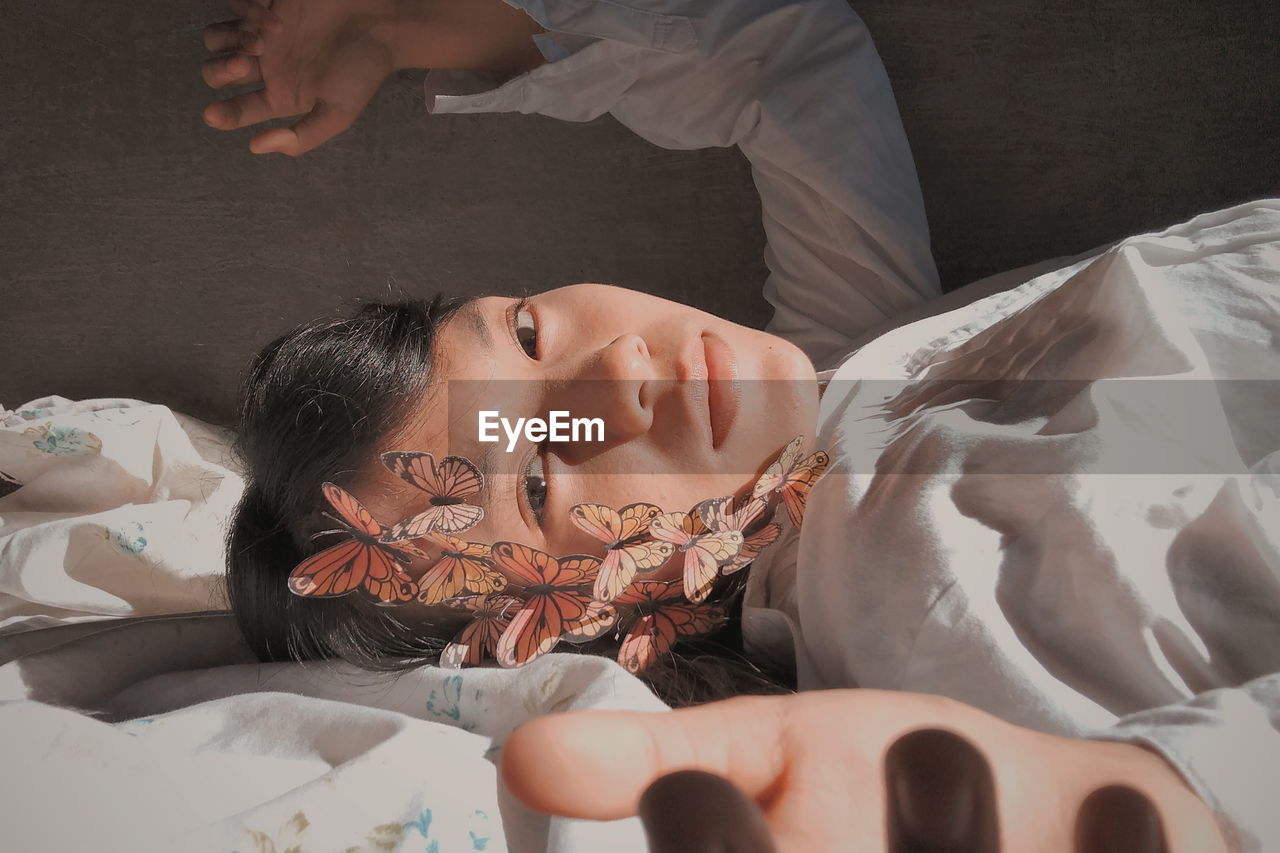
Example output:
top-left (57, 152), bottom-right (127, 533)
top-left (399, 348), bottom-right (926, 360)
top-left (440, 595), bottom-right (520, 668)
top-left (292, 484), bottom-right (419, 604)
top-left (288, 539), bottom-right (369, 598)
top-left (751, 436), bottom-right (805, 499)
top-left (778, 451), bottom-right (829, 527)
top-left (381, 452), bottom-right (484, 536)
top-left (383, 501), bottom-right (484, 541)
top-left (359, 551), bottom-right (422, 605)
top-left (417, 538), bottom-right (505, 605)
top-left (494, 591), bottom-right (587, 667)
top-left (321, 482), bottom-right (383, 537)
top-left (614, 502), bottom-right (664, 540)
top-left (618, 601), bottom-right (726, 673)
top-left (382, 451), bottom-right (484, 500)
top-left (490, 541), bottom-right (554, 586)
top-left (492, 549), bottom-right (593, 667)
top-left (593, 540), bottom-right (675, 603)
top-left (561, 601), bottom-right (620, 643)
top-left (681, 530), bottom-right (744, 603)
top-left (723, 522), bottom-right (781, 574)
top-left (648, 510), bottom-right (698, 546)
top-left (289, 539), bottom-right (418, 604)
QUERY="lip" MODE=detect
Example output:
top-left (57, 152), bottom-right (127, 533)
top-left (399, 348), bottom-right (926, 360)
top-left (702, 331), bottom-right (740, 449)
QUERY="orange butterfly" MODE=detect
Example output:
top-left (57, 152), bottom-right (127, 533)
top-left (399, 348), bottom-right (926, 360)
top-left (701, 495), bottom-right (781, 575)
top-left (440, 593), bottom-right (523, 668)
top-left (751, 436), bottom-right (829, 528)
top-left (560, 600), bottom-right (621, 644)
top-left (381, 451), bottom-right (485, 538)
top-left (288, 482), bottom-right (421, 605)
top-left (491, 542), bottom-right (602, 668)
top-left (414, 533), bottom-right (507, 605)
top-left (649, 497), bottom-right (744, 604)
top-left (614, 581), bottom-right (726, 673)
top-left (570, 502), bottom-right (675, 603)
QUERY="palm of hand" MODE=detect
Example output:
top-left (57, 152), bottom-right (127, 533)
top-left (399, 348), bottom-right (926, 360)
top-left (203, 0), bottom-right (395, 155)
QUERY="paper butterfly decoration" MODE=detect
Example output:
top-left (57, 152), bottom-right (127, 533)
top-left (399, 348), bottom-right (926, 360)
top-left (701, 494), bottom-right (781, 576)
top-left (440, 593), bottom-right (523, 668)
top-left (614, 580), bottom-right (726, 673)
top-left (288, 482), bottom-right (422, 605)
top-left (570, 502), bottom-right (676, 603)
top-left (489, 542), bottom-right (617, 668)
top-left (286, 435), bottom-right (826, 671)
top-left (649, 497), bottom-right (745, 604)
top-left (751, 435), bottom-right (830, 528)
top-left (381, 451), bottom-right (485, 538)
top-left (414, 533), bottom-right (507, 605)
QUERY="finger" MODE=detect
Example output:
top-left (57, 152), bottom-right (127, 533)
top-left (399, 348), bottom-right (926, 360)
top-left (202, 22), bottom-right (262, 55)
top-left (201, 54), bottom-right (262, 89)
top-left (884, 728), bottom-right (1000, 853)
top-left (640, 771), bottom-right (777, 853)
top-left (250, 100), bottom-right (355, 156)
top-left (203, 89), bottom-right (277, 131)
top-left (227, 0), bottom-right (282, 33)
top-left (500, 695), bottom-right (789, 821)
top-left (1075, 786), bottom-right (1169, 853)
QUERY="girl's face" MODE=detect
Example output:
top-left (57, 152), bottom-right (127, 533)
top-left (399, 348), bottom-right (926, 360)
top-left (363, 284), bottom-right (819, 581)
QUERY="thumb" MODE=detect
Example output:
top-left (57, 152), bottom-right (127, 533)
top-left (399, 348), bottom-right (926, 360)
top-left (250, 99), bottom-right (356, 156)
top-left (498, 695), bottom-right (789, 821)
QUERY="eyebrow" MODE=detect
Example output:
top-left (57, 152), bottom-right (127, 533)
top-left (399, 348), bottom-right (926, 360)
top-left (457, 300), bottom-right (494, 351)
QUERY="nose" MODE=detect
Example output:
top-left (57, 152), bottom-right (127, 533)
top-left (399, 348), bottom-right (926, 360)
top-left (548, 333), bottom-right (654, 462)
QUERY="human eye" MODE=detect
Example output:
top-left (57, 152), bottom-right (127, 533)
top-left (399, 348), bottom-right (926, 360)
top-left (521, 445), bottom-right (549, 525)
top-left (509, 297), bottom-right (538, 360)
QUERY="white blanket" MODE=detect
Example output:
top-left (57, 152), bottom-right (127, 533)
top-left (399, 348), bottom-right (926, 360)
top-left (0, 399), bottom-right (667, 853)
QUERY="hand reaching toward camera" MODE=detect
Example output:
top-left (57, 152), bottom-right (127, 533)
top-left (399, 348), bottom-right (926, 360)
top-left (501, 689), bottom-right (1229, 852)
top-left (201, 0), bottom-right (545, 156)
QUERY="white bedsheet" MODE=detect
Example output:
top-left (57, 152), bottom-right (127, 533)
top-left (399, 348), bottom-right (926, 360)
top-left (0, 400), bottom-right (667, 852)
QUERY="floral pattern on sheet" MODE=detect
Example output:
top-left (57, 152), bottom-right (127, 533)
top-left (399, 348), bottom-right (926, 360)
top-left (237, 806), bottom-right (496, 853)
top-left (403, 807), bottom-right (495, 853)
top-left (425, 674), bottom-right (480, 732)
top-left (106, 521), bottom-right (148, 555)
top-left (25, 423), bottom-right (102, 456)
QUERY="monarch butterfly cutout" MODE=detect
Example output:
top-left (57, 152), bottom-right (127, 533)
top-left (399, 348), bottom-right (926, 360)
top-left (615, 581), bottom-right (727, 673)
top-left (288, 482), bottom-right (421, 605)
top-left (701, 495), bottom-right (781, 576)
top-left (649, 497), bottom-right (745, 604)
top-left (491, 542), bottom-right (602, 668)
top-left (381, 451), bottom-right (485, 538)
top-left (415, 533), bottom-right (507, 605)
top-left (751, 435), bottom-right (829, 528)
top-left (440, 593), bottom-right (523, 668)
top-left (561, 600), bottom-right (621, 644)
top-left (570, 502), bottom-right (676, 603)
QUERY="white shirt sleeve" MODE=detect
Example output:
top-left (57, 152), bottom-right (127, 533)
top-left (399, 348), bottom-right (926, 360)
top-left (1091, 673), bottom-right (1280, 852)
top-left (425, 0), bottom-right (942, 368)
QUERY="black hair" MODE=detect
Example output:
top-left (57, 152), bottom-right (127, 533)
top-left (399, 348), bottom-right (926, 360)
top-left (226, 297), bottom-right (793, 705)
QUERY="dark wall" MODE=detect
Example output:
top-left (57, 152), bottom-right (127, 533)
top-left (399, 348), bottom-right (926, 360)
top-left (2, 1), bottom-right (1277, 425)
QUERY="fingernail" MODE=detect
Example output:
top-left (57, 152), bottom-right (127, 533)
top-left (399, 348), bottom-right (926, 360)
top-left (1075, 785), bottom-right (1169, 853)
top-left (884, 728), bottom-right (1000, 853)
top-left (639, 770), bottom-right (776, 853)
